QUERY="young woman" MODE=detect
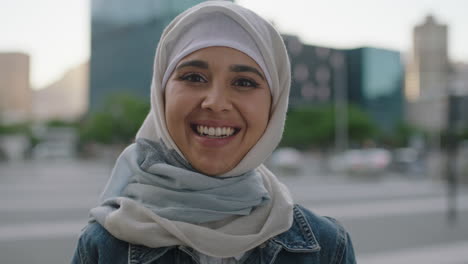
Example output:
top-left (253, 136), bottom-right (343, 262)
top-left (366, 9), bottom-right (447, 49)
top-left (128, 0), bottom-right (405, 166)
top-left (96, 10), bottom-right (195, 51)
top-left (72, 1), bottom-right (356, 263)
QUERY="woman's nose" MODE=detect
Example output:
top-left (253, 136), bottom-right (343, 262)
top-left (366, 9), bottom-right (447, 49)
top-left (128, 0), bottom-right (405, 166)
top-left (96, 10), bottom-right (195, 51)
top-left (200, 85), bottom-right (233, 112)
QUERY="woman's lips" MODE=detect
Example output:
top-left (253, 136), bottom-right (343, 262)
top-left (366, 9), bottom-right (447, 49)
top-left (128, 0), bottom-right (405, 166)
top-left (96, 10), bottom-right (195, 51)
top-left (191, 124), bottom-right (239, 137)
top-left (190, 123), bottom-right (240, 147)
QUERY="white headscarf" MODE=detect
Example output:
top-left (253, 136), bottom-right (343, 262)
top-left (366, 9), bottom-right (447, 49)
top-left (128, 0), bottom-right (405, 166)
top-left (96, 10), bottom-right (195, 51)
top-left (136, 0), bottom-right (291, 177)
top-left (94, 1), bottom-right (294, 258)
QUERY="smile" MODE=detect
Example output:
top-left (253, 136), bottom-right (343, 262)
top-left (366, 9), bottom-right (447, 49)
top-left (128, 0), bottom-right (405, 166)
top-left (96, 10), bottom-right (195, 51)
top-left (191, 124), bottom-right (240, 138)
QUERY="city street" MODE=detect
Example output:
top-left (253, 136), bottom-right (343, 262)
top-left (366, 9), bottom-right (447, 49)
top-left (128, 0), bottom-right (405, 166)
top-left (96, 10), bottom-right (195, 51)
top-left (1, 159), bottom-right (467, 263)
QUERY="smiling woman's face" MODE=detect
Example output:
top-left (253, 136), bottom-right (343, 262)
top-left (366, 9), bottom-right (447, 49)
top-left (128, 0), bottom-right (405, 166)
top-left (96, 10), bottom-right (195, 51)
top-left (164, 46), bottom-right (271, 176)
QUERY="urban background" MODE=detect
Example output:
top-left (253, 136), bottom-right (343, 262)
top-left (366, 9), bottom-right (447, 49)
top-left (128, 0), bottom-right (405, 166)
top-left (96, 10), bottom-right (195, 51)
top-left (1, 0), bottom-right (468, 263)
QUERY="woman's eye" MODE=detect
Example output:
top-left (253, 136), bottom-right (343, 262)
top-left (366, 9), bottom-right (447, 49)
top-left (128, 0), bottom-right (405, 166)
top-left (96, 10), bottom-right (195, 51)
top-left (180, 73), bottom-right (206, 83)
top-left (233, 78), bottom-right (259, 89)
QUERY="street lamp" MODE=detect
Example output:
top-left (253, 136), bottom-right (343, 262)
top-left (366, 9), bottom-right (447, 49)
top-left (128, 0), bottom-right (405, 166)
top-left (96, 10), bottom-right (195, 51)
top-left (331, 52), bottom-right (348, 154)
top-left (446, 92), bottom-right (459, 223)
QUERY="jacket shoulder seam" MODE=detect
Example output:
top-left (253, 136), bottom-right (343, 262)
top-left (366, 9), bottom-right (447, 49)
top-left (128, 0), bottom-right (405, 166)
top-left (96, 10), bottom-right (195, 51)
top-left (293, 204), bottom-right (321, 249)
top-left (77, 226), bottom-right (92, 264)
top-left (326, 217), bottom-right (347, 264)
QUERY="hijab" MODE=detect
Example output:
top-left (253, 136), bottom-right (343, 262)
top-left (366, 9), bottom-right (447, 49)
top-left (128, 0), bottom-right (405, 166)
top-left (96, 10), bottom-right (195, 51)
top-left (136, 1), bottom-right (291, 177)
top-left (90, 1), bottom-right (294, 258)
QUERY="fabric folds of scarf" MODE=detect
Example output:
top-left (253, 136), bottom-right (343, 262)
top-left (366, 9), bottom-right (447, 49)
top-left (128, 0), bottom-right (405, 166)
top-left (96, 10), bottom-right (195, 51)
top-left (90, 140), bottom-right (294, 258)
top-left (96, 139), bottom-right (270, 224)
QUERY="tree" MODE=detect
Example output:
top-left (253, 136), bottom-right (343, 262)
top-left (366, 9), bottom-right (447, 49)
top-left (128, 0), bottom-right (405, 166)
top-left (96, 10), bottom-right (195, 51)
top-left (280, 104), bottom-right (378, 149)
top-left (80, 94), bottom-right (150, 144)
top-left (346, 105), bottom-right (378, 143)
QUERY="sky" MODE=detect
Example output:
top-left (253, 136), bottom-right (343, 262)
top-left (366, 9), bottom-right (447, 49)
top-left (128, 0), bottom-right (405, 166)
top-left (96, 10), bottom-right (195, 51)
top-left (1, 0), bottom-right (467, 89)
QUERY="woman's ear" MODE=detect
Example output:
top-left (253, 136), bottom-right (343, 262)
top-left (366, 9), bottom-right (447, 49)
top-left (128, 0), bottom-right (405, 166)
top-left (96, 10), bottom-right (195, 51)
top-left (162, 89), bottom-right (167, 111)
top-left (268, 93), bottom-right (273, 120)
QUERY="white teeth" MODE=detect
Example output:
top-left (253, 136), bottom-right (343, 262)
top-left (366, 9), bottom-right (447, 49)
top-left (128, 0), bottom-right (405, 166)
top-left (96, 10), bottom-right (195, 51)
top-left (208, 127), bottom-right (215, 136)
top-left (195, 125), bottom-right (236, 137)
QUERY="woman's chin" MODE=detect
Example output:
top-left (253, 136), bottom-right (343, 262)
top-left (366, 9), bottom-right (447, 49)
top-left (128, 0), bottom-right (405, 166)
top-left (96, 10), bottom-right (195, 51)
top-left (192, 161), bottom-right (235, 176)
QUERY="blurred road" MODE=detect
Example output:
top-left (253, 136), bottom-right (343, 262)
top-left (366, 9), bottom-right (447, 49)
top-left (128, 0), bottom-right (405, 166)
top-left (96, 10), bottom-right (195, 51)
top-left (279, 174), bottom-right (468, 263)
top-left (0, 160), bottom-right (110, 264)
top-left (1, 159), bottom-right (467, 264)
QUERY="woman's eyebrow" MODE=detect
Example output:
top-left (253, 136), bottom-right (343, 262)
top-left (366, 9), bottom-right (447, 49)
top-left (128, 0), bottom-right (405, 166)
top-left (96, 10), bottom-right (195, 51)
top-left (230, 64), bottom-right (265, 80)
top-left (176, 60), bottom-right (209, 70)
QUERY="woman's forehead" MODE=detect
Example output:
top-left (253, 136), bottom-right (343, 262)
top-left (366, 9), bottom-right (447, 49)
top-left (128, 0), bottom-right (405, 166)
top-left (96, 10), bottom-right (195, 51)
top-left (175, 47), bottom-right (265, 75)
top-left (179, 47), bottom-right (256, 64)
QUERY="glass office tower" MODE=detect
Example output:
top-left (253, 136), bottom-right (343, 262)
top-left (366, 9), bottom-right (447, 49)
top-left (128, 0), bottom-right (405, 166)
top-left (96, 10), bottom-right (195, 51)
top-left (346, 47), bottom-right (404, 132)
top-left (89, 0), bottom-right (209, 110)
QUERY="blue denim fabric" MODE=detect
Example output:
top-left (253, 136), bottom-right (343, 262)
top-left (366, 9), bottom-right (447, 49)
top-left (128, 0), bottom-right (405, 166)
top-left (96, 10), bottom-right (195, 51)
top-left (71, 205), bottom-right (356, 264)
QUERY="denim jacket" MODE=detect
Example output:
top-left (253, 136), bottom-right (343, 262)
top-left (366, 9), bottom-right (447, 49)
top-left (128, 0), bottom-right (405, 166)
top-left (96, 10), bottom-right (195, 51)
top-left (71, 204), bottom-right (356, 264)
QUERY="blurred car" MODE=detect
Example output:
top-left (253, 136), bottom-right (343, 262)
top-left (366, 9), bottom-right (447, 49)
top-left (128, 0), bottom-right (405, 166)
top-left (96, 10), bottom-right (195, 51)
top-left (31, 127), bottom-right (78, 160)
top-left (32, 142), bottom-right (75, 159)
top-left (457, 140), bottom-right (468, 183)
top-left (0, 134), bottom-right (29, 161)
top-left (392, 147), bottom-right (421, 173)
top-left (329, 148), bottom-right (392, 176)
top-left (269, 147), bottom-right (304, 175)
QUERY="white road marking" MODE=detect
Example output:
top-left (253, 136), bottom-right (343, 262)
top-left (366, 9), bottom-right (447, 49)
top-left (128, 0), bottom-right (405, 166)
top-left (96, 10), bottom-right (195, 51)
top-left (0, 221), bottom-right (87, 241)
top-left (306, 195), bottom-right (468, 220)
top-left (0, 198), bottom-right (98, 212)
top-left (2, 195), bottom-right (467, 240)
top-left (359, 241), bottom-right (468, 264)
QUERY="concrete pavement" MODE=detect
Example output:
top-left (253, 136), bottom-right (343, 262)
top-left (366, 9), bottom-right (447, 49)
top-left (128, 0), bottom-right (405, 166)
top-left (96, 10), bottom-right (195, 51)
top-left (1, 159), bottom-right (467, 263)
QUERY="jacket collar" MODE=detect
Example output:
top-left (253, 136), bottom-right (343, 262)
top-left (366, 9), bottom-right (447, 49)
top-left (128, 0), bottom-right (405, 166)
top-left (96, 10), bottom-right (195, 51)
top-left (271, 205), bottom-right (321, 252)
top-left (129, 205), bottom-right (321, 264)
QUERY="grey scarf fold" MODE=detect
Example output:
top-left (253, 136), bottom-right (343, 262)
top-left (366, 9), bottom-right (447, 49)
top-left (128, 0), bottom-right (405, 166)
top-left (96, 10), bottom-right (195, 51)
top-left (96, 139), bottom-right (270, 224)
top-left (89, 138), bottom-right (293, 257)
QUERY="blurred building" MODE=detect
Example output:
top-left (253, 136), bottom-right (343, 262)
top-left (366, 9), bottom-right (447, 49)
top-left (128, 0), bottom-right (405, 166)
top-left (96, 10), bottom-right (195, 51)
top-left (33, 62), bottom-right (89, 121)
top-left (283, 35), bottom-right (404, 132)
top-left (449, 95), bottom-right (468, 132)
top-left (450, 62), bottom-right (468, 96)
top-left (405, 15), bottom-right (450, 133)
top-left (282, 35), bottom-right (347, 107)
top-left (0, 52), bottom-right (31, 123)
top-left (90, 0), bottom-right (213, 111)
top-left (448, 63), bottom-right (468, 130)
top-left (346, 47), bottom-right (404, 132)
